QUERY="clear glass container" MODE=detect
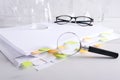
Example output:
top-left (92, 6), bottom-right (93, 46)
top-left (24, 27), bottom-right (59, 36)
top-left (72, 0), bottom-right (105, 22)
top-left (49, 0), bottom-right (75, 22)
top-left (49, 0), bottom-right (106, 23)
top-left (0, 0), bottom-right (51, 29)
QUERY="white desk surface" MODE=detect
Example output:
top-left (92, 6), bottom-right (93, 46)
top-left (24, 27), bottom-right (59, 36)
top-left (0, 21), bottom-right (120, 80)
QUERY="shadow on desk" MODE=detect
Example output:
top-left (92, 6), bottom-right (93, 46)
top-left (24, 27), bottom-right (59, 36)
top-left (70, 55), bottom-right (118, 60)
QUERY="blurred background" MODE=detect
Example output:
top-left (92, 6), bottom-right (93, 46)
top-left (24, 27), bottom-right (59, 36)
top-left (0, 0), bottom-right (120, 28)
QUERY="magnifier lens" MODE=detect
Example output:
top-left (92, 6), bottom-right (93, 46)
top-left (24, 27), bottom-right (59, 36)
top-left (57, 32), bottom-right (81, 55)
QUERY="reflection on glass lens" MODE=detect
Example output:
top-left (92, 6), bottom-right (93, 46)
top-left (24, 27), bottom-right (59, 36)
top-left (57, 32), bottom-right (81, 55)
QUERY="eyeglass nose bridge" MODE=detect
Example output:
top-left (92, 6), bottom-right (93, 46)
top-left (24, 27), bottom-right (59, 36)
top-left (70, 17), bottom-right (77, 23)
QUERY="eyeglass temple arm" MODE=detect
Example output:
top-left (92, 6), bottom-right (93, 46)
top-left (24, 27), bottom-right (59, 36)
top-left (88, 46), bottom-right (119, 58)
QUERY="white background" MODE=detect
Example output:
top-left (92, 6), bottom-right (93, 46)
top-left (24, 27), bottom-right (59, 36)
top-left (0, 0), bottom-right (120, 80)
top-left (0, 0), bottom-right (120, 27)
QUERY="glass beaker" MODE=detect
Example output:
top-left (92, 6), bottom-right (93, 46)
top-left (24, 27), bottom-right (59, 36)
top-left (85, 0), bottom-right (109, 22)
top-left (49, 0), bottom-right (75, 22)
top-left (25, 0), bottom-right (50, 30)
top-left (0, 0), bottom-right (51, 29)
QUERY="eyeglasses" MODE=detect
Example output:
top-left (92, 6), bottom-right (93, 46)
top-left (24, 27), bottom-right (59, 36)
top-left (54, 15), bottom-right (94, 26)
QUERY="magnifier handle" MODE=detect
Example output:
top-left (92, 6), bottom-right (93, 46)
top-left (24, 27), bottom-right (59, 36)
top-left (88, 46), bottom-right (119, 58)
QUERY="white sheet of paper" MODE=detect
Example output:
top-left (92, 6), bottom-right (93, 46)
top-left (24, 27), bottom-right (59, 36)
top-left (0, 23), bottom-right (119, 70)
top-left (0, 23), bottom-right (116, 55)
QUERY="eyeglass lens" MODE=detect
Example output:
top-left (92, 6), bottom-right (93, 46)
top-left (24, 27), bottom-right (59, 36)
top-left (56, 15), bottom-right (71, 25)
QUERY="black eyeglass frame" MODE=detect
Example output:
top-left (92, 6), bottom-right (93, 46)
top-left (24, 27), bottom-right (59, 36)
top-left (54, 15), bottom-right (94, 26)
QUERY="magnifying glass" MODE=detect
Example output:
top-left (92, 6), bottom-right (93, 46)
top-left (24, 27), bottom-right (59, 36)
top-left (57, 32), bottom-right (119, 58)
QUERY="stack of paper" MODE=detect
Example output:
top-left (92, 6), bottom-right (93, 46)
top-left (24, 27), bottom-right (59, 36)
top-left (0, 23), bottom-right (119, 70)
